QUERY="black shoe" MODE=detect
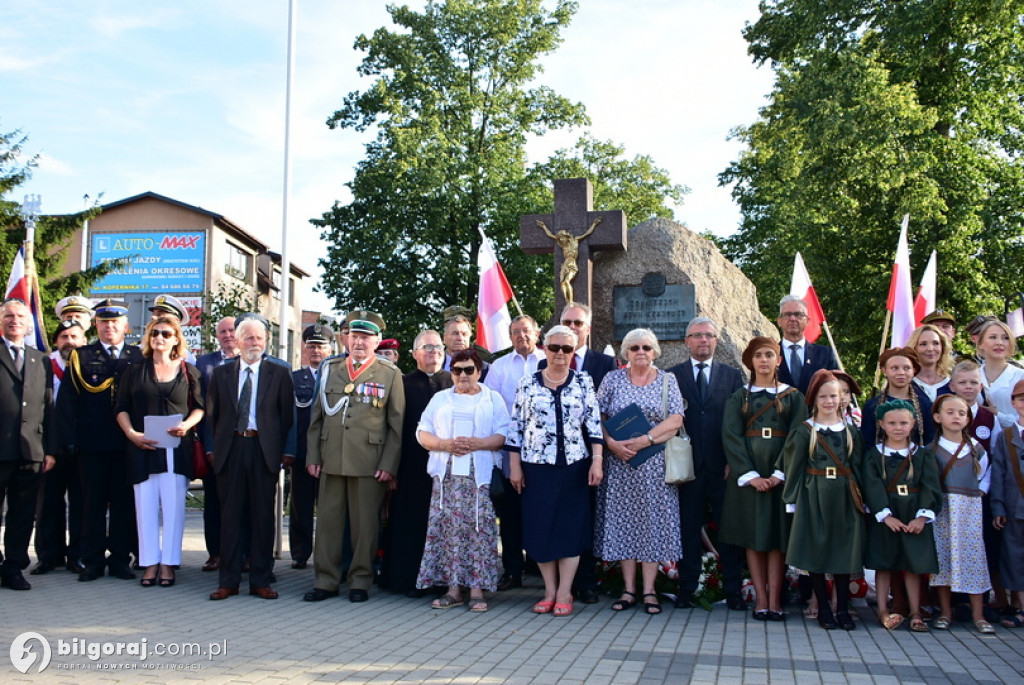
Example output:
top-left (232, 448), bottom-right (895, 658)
top-left (496, 573), bottom-right (522, 591)
top-left (1, 571), bottom-right (31, 590)
top-left (836, 611), bottom-right (856, 630)
top-left (674, 593), bottom-right (695, 609)
top-left (30, 561), bottom-right (58, 576)
top-left (726, 593), bottom-right (747, 611)
top-left (303, 588), bottom-right (340, 602)
top-left (768, 610), bottom-right (786, 622)
top-left (291, 560), bottom-right (308, 570)
top-left (818, 609), bottom-right (838, 630)
top-left (107, 564), bottom-right (137, 580)
top-left (66, 559), bottom-right (87, 574)
top-left (78, 566), bottom-right (104, 582)
top-left (349, 589), bottom-right (369, 603)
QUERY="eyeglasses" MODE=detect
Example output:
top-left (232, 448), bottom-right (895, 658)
top-left (416, 344), bottom-right (444, 352)
top-left (562, 319), bottom-right (587, 328)
top-left (546, 344), bottom-right (574, 354)
top-left (687, 332), bottom-right (717, 340)
top-left (780, 312), bottom-right (807, 319)
top-left (629, 344), bottom-right (653, 352)
top-left (150, 329), bottom-right (175, 339)
top-left (450, 365), bottom-right (477, 376)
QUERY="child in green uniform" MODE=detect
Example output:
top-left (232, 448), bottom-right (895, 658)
top-left (861, 400), bottom-right (942, 632)
top-left (783, 370), bottom-right (865, 630)
top-left (721, 337), bottom-right (807, 621)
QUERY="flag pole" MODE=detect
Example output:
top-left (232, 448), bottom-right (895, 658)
top-left (821, 321), bottom-right (845, 373)
top-left (21, 195), bottom-right (48, 352)
top-left (477, 227), bottom-right (524, 317)
top-left (873, 309), bottom-right (892, 391)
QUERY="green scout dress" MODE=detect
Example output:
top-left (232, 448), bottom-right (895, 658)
top-left (720, 385), bottom-right (807, 552)
top-left (783, 421), bottom-right (866, 574)
top-left (860, 444), bottom-right (941, 574)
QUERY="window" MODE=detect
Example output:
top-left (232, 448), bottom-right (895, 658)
top-left (225, 244), bottom-right (250, 280)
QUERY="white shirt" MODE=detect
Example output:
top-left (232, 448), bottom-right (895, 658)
top-left (484, 347), bottom-right (545, 412)
top-left (691, 358), bottom-right (712, 384)
top-left (238, 359), bottom-right (262, 431)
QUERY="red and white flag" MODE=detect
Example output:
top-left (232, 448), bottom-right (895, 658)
top-left (888, 215), bottom-right (916, 347)
top-left (4, 246), bottom-right (48, 350)
top-left (789, 252), bottom-right (826, 343)
top-left (476, 231), bottom-right (514, 353)
top-left (913, 250), bottom-right (937, 328)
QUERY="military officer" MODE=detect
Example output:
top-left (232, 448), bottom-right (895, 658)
top-left (304, 311), bottom-right (405, 603)
top-left (55, 295), bottom-right (93, 333)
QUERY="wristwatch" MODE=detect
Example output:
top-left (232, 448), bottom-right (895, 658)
top-left (646, 432), bottom-right (655, 445)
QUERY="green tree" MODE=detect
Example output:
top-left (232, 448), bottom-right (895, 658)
top-left (1, 126), bottom-right (118, 341)
top-left (721, 2), bottom-right (1024, 383)
top-left (314, 1), bottom-right (685, 348)
top-left (199, 280), bottom-right (257, 352)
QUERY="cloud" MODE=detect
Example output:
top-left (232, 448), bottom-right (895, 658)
top-left (36, 153), bottom-right (74, 176)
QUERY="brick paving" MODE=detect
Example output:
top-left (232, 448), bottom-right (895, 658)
top-left (2, 510), bottom-right (1022, 683)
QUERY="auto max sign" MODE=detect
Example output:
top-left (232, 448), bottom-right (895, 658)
top-left (90, 231), bottom-right (206, 293)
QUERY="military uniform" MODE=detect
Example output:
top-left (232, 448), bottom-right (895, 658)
top-left (307, 354), bottom-right (405, 593)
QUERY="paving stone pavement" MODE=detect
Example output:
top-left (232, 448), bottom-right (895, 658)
top-left (2, 510), bottom-right (1023, 684)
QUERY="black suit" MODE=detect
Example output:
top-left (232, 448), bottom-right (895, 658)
top-left (207, 358), bottom-right (293, 590)
top-left (289, 366), bottom-right (318, 565)
top-left (195, 350), bottom-right (233, 559)
top-left (670, 358), bottom-right (745, 598)
top-left (57, 341), bottom-right (143, 572)
top-left (0, 341), bottom-right (54, 575)
top-left (777, 341), bottom-right (838, 394)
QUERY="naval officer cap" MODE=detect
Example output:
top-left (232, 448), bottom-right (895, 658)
top-left (55, 295), bottom-right (93, 318)
top-left (149, 294), bottom-right (188, 321)
top-left (93, 298), bottom-right (129, 320)
top-left (303, 323), bottom-right (335, 345)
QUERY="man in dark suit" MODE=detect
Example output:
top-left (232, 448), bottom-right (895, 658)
top-left (207, 318), bottom-right (294, 600)
top-left (776, 295), bottom-right (838, 394)
top-left (548, 301), bottom-right (616, 603)
top-left (0, 299), bottom-right (56, 590)
top-left (669, 316), bottom-right (745, 609)
top-left (57, 299), bottom-right (143, 581)
top-left (194, 315), bottom-right (239, 573)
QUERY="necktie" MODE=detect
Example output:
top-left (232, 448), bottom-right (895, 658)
top-left (696, 362), bottom-right (707, 402)
top-left (789, 344), bottom-right (801, 387)
top-left (108, 345), bottom-right (119, 360)
top-left (570, 354), bottom-right (578, 371)
top-left (12, 345), bottom-right (23, 375)
top-left (236, 368), bottom-right (253, 433)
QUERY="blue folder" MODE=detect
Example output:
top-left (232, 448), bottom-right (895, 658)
top-left (604, 402), bottom-right (663, 468)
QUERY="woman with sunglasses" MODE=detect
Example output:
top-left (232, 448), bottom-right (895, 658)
top-left (507, 325), bottom-right (604, 617)
top-left (594, 328), bottom-right (684, 615)
top-left (414, 350), bottom-right (509, 612)
top-left (115, 316), bottom-right (203, 587)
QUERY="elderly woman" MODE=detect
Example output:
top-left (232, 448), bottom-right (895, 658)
top-left (908, 324), bottom-right (953, 401)
top-left (415, 350), bottom-right (509, 612)
top-left (115, 316), bottom-right (203, 587)
top-left (594, 328), bottom-right (683, 615)
top-left (507, 325), bottom-right (603, 617)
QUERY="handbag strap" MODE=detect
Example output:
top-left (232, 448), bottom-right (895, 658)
top-left (661, 371), bottom-right (688, 439)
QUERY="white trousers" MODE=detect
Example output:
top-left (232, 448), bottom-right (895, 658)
top-left (134, 449), bottom-right (188, 567)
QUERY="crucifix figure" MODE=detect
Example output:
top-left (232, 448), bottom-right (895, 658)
top-left (520, 178), bottom-right (627, 311)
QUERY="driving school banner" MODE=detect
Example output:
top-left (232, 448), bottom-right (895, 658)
top-left (90, 231), bottom-right (206, 293)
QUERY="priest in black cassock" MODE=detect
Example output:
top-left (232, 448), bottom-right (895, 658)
top-left (382, 330), bottom-right (453, 596)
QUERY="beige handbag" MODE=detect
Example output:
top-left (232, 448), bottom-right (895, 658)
top-left (661, 373), bottom-right (694, 484)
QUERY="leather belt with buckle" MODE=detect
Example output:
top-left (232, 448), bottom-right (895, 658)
top-left (825, 466), bottom-right (837, 479)
top-left (234, 429), bottom-right (259, 437)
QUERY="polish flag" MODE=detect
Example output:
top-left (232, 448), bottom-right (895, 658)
top-left (888, 215), bottom-right (916, 347)
top-left (4, 246), bottom-right (48, 349)
top-left (476, 231), bottom-right (514, 353)
top-left (789, 252), bottom-right (825, 343)
top-left (913, 250), bottom-right (937, 328)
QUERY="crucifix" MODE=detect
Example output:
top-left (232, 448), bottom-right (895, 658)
top-left (519, 178), bottom-right (627, 311)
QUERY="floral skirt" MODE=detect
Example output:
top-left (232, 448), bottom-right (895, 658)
top-left (930, 493), bottom-right (991, 593)
top-left (416, 470), bottom-right (500, 591)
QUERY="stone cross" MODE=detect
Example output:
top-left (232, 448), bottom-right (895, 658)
top-left (520, 178), bottom-right (626, 312)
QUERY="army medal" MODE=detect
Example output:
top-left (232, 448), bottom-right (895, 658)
top-left (344, 383), bottom-right (355, 394)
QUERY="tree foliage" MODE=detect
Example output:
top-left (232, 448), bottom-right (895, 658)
top-left (314, 1), bottom-right (685, 348)
top-left (1, 125), bottom-right (116, 339)
top-left (721, 1), bottom-right (1024, 382)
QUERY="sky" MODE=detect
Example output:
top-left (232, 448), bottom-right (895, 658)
top-left (2, 0), bottom-right (776, 317)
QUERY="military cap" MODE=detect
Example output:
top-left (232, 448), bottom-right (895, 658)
top-left (235, 312), bottom-right (271, 331)
top-left (303, 323), bottom-right (335, 345)
top-left (149, 294), bottom-right (187, 321)
top-left (378, 338), bottom-right (399, 351)
top-left (52, 318), bottom-right (84, 342)
top-left (344, 310), bottom-right (385, 335)
top-left (55, 295), bottom-right (93, 318)
top-left (93, 298), bottom-right (129, 320)
top-left (442, 305), bottom-right (473, 322)
top-left (921, 310), bottom-right (956, 327)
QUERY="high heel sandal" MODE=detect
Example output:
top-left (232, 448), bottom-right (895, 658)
top-left (140, 566), bottom-right (158, 587)
top-left (158, 565), bottom-right (175, 587)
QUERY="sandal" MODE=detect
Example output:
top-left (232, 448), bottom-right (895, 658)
top-left (909, 614), bottom-right (929, 632)
top-left (431, 594), bottom-right (464, 609)
top-left (642, 593), bottom-right (661, 615)
top-left (140, 565), bottom-right (159, 587)
top-left (933, 615), bottom-right (951, 630)
top-left (553, 600), bottom-right (573, 617)
top-left (1001, 610), bottom-right (1024, 628)
top-left (802, 607), bottom-right (818, 619)
top-left (468, 598), bottom-right (488, 613)
top-left (974, 620), bottom-right (996, 634)
top-left (611, 591), bottom-right (637, 611)
top-left (532, 600), bottom-right (555, 614)
top-left (881, 614), bottom-right (905, 631)
top-left (158, 566), bottom-right (175, 587)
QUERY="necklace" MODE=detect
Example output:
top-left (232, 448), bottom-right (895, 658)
top-left (542, 368), bottom-right (569, 386)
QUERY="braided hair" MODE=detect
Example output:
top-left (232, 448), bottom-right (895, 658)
top-left (931, 393), bottom-right (983, 477)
